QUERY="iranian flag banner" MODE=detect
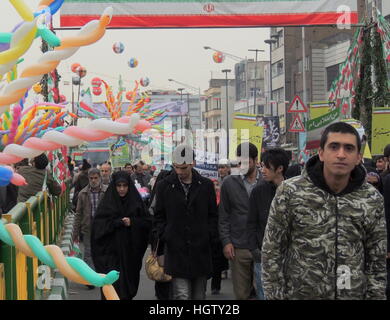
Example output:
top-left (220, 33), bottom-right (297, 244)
top-left (60, 0), bottom-right (358, 28)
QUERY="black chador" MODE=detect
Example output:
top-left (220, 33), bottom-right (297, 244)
top-left (91, 171), bottom-right (151, 300)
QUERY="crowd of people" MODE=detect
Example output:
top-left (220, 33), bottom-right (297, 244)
top-left (2, 121), bottom-right (389, 300)
top-left (68, 121), bottom-right (390, 300)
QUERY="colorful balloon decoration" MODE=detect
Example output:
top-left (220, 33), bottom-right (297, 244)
top-left (0, 7), bottom-right (114, 116)
top-left (126, 91), bottom-right (135, 101)
top-left (71, 63), bottom-right (80, 73)
top-left (0, 220), bottom-right (120, 300)
top-left (32, 83), bottom-right (42, 94)
top-left (140, 77), bottom-right (150, 87)
top-left (76, 66), bottom-right (87, 78)
top-left (112, 41), bottom-right (124, 54)
top-left (213, 51), bottom-right (225, 63)
top-left (91, 77), bottom-right (102, 88)
top-left (92, 87), bottom-right (102, 96)
top-left (59, 94), bottom-right (67, 103)
top-left (128, 58), bottom-right (138, 68)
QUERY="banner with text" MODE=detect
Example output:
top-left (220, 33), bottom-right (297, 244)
top-left (306, 108), bottom-right (341, 150)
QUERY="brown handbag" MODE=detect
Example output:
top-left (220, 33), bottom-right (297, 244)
top-left (145, 240), bottom-right (172, 282)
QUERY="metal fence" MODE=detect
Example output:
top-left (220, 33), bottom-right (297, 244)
top-left (0, 180), bottom-right (71, 300)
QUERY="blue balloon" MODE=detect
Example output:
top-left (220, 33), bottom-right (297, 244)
top-left (0, 167), bottom-right (13, 186)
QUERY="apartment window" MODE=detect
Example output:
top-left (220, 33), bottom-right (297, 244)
top-left (271, 30), bottom-right (284, 49)
top-left (272, 88), bottom-right (284, 102)
top-left (272, 60), bottom-right (284, 78)
top-left (215, 137), bottom-right (220, 154)
top-left (250, 88), bottom-right (261, 98)
top-left (326, 64), bottom-right (340, 91)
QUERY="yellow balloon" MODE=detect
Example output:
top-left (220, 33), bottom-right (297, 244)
top-left (33, 83), bottom-right (42, 94)
top-left (0, 24), bottom-right (36, 65)
top-left (9, 0), bottom-right (34, 21)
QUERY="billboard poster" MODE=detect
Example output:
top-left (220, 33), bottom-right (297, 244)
top-left (232, 113), bottom-right (264, 157)
top-left (372, 108), bottom-right (390, 155)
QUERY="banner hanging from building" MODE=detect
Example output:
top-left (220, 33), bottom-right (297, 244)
top-left (306, 108), bottom-right (341, 150)
top-left (372, 108), bottom-right (390, 156)
top-left (60, 0), bottom-right (358, 28)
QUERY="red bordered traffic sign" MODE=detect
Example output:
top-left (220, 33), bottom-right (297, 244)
top-left (287, 95), bottom-right (308, 113)
top-left (289, 114), bottom-right (305, 132)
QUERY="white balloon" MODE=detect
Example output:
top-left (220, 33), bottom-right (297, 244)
top-left (128, 113), bottom-right (140, 132)
top-left (88, 119), bottom-right (133, 135)
top-left (3, 144), bottom-right (42, 159)
top-left (42, 131), bottom-right (83, 147)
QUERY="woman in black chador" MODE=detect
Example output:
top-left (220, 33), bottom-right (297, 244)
top-left (91, 171), bottom-right (151, 300)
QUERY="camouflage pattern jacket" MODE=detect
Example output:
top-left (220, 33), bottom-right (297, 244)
top-left (262, 155), bottom-right (387, 300)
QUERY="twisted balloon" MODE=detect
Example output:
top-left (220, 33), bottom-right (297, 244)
top-left (0, 7), bottom-right (113, 115)
top-left (0, 113), bottom-right (141, 164)
top-left (0, 220), bottom-right (119, 300)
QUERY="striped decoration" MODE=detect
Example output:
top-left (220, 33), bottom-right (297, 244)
top-left (60, 0), bottom-right (359, 28)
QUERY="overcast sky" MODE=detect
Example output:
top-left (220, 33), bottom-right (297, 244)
top-left (1, 0), bottom-right (270, 98)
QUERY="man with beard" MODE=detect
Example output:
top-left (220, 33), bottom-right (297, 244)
top-left (73, 168), bottom-right (107, 289)
top-left (219, 142), bottom-right (263, 300)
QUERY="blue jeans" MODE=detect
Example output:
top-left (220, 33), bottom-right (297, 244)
top-left (254, 262), bottom-right (265, 300)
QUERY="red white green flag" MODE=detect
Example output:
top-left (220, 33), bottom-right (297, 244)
top-left (60, 0), bottom-right (358, 28)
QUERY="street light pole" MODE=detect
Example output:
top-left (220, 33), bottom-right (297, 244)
top-left (168, 78), bottom-right (201, 134)
top-left (264, 38), bottom-right (277, 116)
top-left (222, 69), bottom-right (231, 154)
top-left (248, 49), bottom-right (265, 114)
top-left (177, 88), bottom-right (185, 130)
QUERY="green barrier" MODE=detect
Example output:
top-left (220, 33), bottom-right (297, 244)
top-left (0, 179), bottom-right (71, 300)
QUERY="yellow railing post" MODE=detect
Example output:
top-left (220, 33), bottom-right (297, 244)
top-left (0, 263), bottom-right (5, 300)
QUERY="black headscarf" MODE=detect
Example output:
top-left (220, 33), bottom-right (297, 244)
top-left (91, 171), bottom-right (151, 300)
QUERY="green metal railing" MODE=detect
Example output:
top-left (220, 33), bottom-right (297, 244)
top-left (0, 179), bottom-right (71, 300)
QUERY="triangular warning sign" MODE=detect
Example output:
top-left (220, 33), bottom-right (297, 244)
top-left (289, 114), bottom-right (305, 132)
top-left (288, 95), bottom-right (308, 113)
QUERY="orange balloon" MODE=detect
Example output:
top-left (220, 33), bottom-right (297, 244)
top-left (71, 63), bottom-right (80, 73)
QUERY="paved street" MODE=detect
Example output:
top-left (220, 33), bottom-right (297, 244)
top-left (67, 248), bottom-right (234, 300)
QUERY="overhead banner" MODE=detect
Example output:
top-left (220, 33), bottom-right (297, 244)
top-left (306, 108), bottom-right (341, 150)
top-left (372, 108), bottom-right (390, 155)
top-left (60, 0), bottom-right (358, 28)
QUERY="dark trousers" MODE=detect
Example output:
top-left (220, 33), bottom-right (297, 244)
top-left (387, 259), bottom-right (390, 300)
top-left (211, 272), bottom-right (222, 291)
top-left (155, 281), bottom-right (171, 300)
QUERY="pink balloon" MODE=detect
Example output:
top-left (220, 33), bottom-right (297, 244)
top-left (133, 120), bottom-right (151, 133)
top-left (64, 127), bottom-right (113, 141)
top-left (0, 154), bottom-right (23, 164)
top-left (11, 173), bottom-right (27, 186)
top-left (24, 137), bottom-right (62, 151)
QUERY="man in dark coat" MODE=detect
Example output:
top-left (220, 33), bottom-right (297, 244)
top-left (247, 148), bottom-right (289, 299)
top-left (153, 145), bottom-right (218, 300)
top-left (91, 171), bottom-right (151, 300)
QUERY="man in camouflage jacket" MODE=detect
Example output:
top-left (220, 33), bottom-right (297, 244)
top-left (262, 122), bottom-right (387, 300)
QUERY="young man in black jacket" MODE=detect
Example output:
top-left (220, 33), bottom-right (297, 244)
top-left (247, 148), bottom-right (289, 299)
top-left (153, 145), bottom-right (218, 300)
